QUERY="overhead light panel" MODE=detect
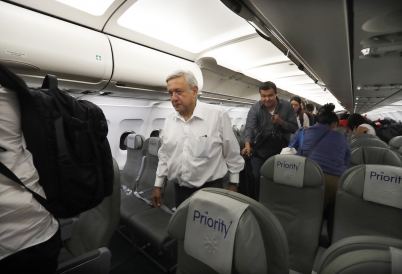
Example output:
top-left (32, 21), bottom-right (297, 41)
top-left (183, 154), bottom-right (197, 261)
top-left (55, 0), bottom-right (115, 16)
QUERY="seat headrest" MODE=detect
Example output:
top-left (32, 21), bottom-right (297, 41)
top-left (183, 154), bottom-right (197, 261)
top-left (350, 138), bottom-right (389, 149)
top-left (341, 165), bottom-right (402, 209)
top-left (183, 190), bottom-right (249, 274)
top-left (389, 136), bottom-right (402, 149)
top-left (261, 155), bottom-right (324, 187)
top-left (124, 134), bottom-right (144, 149)
top-left (350, 147), bottom-right (402, 167)
top-left (147, 137), bottom-right (161, 156)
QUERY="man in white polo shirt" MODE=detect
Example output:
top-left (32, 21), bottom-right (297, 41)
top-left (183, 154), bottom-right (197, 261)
top-left (0, 85), bottom-right (60, 273)
top-left (151, 70), bottom-right (244, 208)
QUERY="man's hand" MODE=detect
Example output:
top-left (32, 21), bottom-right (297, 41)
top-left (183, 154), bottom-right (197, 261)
top-left (151, 187), bottom-right (163, 208)
top-left (241, 142), bottom-right (251, 156)
top-left (228, 184), bottom-right (238, 192)
top-left (271, 114), bottom-right (283, 125)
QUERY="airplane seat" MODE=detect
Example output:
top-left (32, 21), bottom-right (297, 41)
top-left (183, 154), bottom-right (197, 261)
top-left (121, 133), bottom-right (146, 191)
top-left (317, 236), bottom-right (402, 274)
top-left (349, 138), bottom-right (389, 150)
top-left (259, 155), bottom-right (325, 274)
top-left (239, 124), bottom-right (245, 136)
top-left (120, 134), bottom-right (151, 225)
top-left (167, 188), bottom-right (289, 274)
top-left (349, 134), bottom-right (380, 142)
top-left (120, 138), bottom-right (162, 225)
top-left (334, 126), bottom-right (347, 136)
top-left (350, 147), bottom-right (402, 167)
top-left (232, 127), bottom-right (245, 151)
top-left (332, 164), bottom-right (402, 244)
top-left (389, 136), bottom-right (402, 154)
top-left (128, 180), bottom-right (176, 251)
top-left (150, 128), bottom-right (162, 137)
top-left (56, 158), bottom-right (121, 274)
top-left (133, 137), bottom-right (162, 201)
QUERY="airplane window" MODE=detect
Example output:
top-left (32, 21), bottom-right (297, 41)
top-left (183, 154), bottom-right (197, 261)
top-left (119, 130), bottom-right (135, 150)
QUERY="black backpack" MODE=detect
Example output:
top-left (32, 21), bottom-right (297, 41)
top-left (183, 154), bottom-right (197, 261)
top-left (0, 64), bottom-right (114, 218)
top-left (371, 119), bottom-right (402, 144)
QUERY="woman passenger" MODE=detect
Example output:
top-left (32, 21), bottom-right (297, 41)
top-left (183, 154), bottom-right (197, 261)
top-left (290, 96), bottom-right (310, 128)
top-left (291, 103), bottom-right (350, 210)
top-left (347, 113), bottom-right (376, 136)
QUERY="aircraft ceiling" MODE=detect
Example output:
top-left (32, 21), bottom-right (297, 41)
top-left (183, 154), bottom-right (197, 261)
top-left (8, 0), bottom-right (402, 114)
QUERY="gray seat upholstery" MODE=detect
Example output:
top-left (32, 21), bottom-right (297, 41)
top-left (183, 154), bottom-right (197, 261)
top-left (350, 147), bottom-right (402, 167)
top-left (128, 180), bottom-right (176, 250)
top-left (121, 133), bottom-right (145, 190)
top-left (134, 137), bottom-right (162, 200)
top-left (168, 188), bottom-right (289, 274)
top-left (317, 236), bottom-right (402, 274)
top-left (389, 136), bottom-right (402, 153)
top-left (332, 165), bottom-right (402, 243)
top-left (120, 134), bottom-right (150, 224)
top-left (349, 134), bottom-right (380, 142)
top-left (335, 126), bottom-right (347, 136)
top-left (57, 158), bottom-right (121, 274)
top-left (259, 155), bottom-right (325, 274)
top-left (349, 138), bottom-right (389, 150)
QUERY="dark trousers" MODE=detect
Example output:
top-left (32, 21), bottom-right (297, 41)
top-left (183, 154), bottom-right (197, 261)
top-left (174, 178), bottom-right (223, 208)
top-left (0, 227), bottom-right (61, 274)
top-left (252, 157), bottom-right (266, 201)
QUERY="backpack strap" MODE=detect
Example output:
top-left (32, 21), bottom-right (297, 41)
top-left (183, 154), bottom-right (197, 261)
top-left (0, 63), bottom-right (31, 98)
top-left (0, 161), bottom-right (51, 213)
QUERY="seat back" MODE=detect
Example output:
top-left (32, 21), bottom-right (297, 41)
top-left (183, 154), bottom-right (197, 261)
top-left (349, 134), bottom-right (380, 142)
top-left (121, 134), bottom-right (146, 190)
top-left (318, 236), bottom-right (402, 274)
top-left (332, 165), bottom-right (402, 243)
top-left (259, 155), bottom-right (325, 273)
top-left (168, 188), bottom-right (289, 274)
top-left (349, 138), bottom-right (389, 150)
top-left (67, 158), bottom-right (121, 256)
top-left (389, 136), bottom-right (402, 152)
top-left (350, 147), bottom-right (402, 167)
top-left (137, 137), bottom-right (161, 193)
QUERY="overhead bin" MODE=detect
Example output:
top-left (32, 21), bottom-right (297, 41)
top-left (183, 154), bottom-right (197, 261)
top-left (106, 36), bottom-right (203, 98)
top-left (0, 2), bottom-right (113, 90)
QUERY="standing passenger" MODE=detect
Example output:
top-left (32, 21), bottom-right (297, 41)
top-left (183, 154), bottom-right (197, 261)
top-left (290, 96), bottom-right (310, 128)
top-left (305, 103), bottom-right (317, 125)
top-left (151, 70), bottom-right (244, 208)
top-left (241, 81), bottom-right (298, 200)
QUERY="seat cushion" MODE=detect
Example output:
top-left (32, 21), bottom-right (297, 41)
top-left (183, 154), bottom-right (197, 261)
top-left (120, 195), bottom-right (152, 225)
top-left (128, 208), bottom-right (173, 250)
top-left (58, 247), bottom-right (75, 264)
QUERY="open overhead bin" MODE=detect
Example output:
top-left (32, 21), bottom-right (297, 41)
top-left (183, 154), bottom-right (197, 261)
top-left (106, 36), bottom-right (203, 98)
top-left (0, 1), bottom-right (113, 90)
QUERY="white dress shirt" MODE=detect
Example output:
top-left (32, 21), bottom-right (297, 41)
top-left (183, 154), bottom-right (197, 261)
top-left (155, 100), bottom-right (244, 188)
top-left (0, 86), bottom-right (58, 260)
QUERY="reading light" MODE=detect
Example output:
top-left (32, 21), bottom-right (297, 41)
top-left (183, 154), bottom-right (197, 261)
top-left (357, 86), bottom-right (361, 90)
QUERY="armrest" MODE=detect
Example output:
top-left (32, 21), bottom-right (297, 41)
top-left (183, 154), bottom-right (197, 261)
top-left (59, 218), bottom-right (79, 241)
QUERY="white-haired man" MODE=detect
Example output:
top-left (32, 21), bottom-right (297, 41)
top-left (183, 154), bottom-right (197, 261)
top-left (151, 70), bottom-right (244, 208)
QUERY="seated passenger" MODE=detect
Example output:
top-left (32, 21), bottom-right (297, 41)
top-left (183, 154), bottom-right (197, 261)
top-left (290, 96), bottom-right (310, 128)
top-left (0, 86), bottom-right (60, 273)
top-left (347, 113), bottom-right (376, 136)
top-left (292, 103), bottom-right (351, 210)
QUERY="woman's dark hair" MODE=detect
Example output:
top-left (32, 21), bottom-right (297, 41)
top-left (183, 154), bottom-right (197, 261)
top-left (290, 96), bottom-right (305, 124)
top-left (347, 113), bottom-right (371, 130)
top-left (339, 112), bottom-right (350, 120)
top-left (290, 96), bottom-right (302, 114)
top-left (317, 103), bottom-right (339, 125)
